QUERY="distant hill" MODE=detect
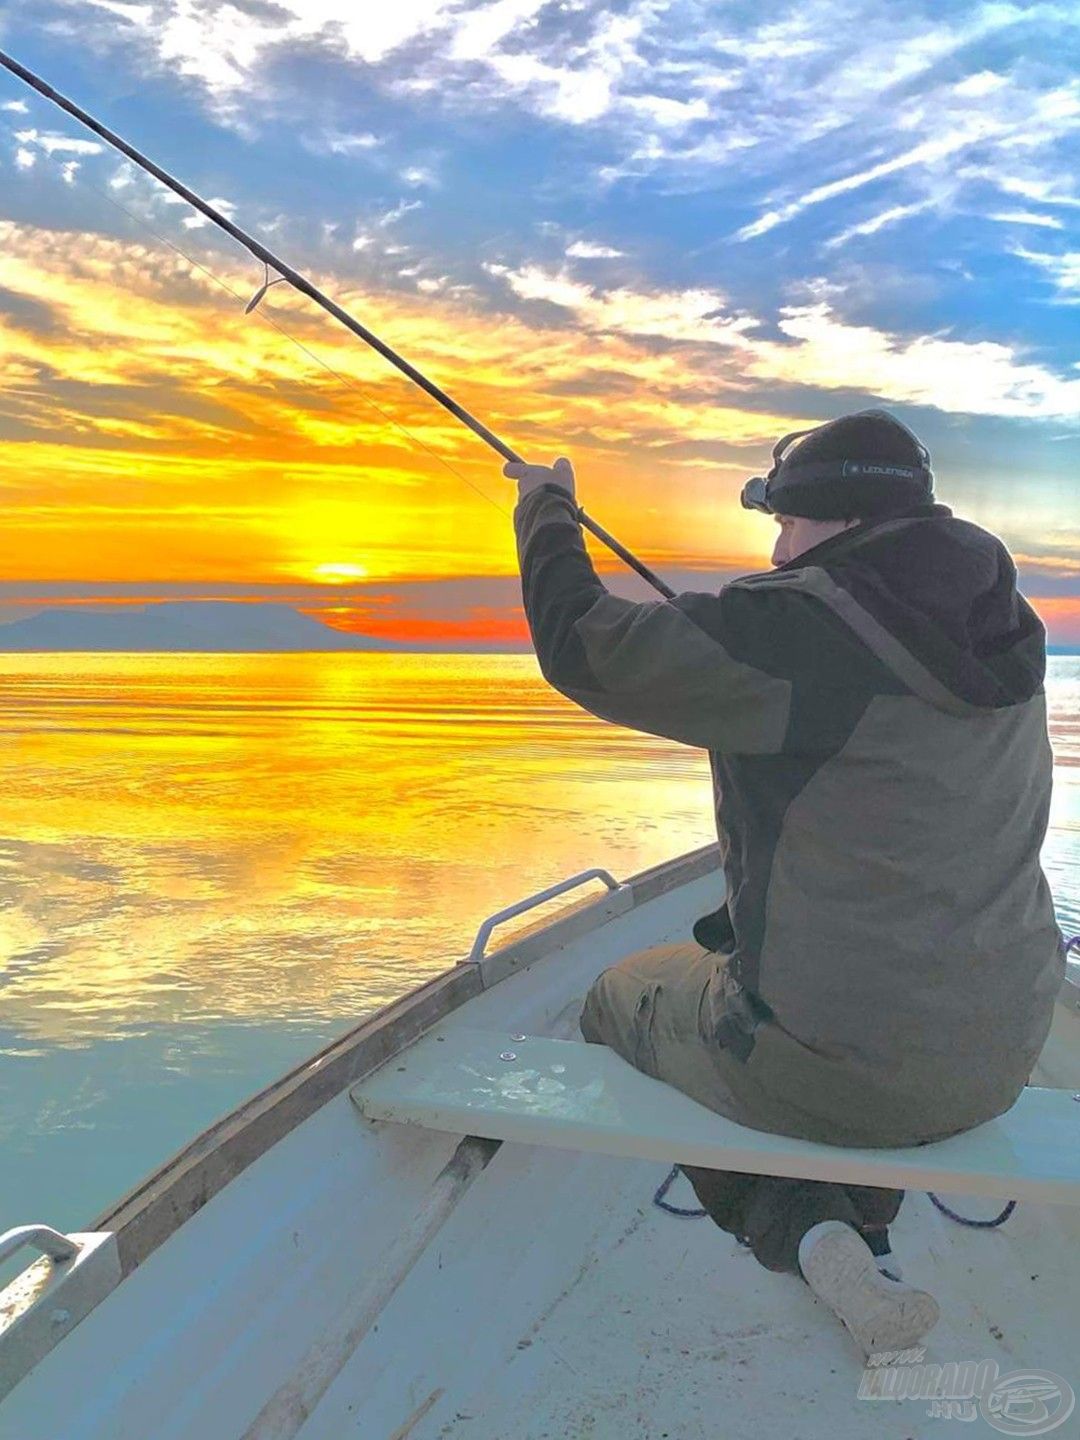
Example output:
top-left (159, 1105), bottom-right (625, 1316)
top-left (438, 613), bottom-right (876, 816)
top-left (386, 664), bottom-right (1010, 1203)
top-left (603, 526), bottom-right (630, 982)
top-left (1, 600), bottom-right (1071, 656)
top-left (0, 601), bottom-right (410, 652)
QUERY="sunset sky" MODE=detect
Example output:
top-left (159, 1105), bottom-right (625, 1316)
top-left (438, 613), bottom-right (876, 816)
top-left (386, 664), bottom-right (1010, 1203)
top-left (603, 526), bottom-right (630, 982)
top-left (0, 1), bottom-right (1078, 647)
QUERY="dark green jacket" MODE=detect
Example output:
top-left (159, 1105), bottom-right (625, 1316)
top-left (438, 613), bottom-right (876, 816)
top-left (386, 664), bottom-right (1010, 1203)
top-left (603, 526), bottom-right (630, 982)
top-left (515, 483), bottom-right (1065, 1144)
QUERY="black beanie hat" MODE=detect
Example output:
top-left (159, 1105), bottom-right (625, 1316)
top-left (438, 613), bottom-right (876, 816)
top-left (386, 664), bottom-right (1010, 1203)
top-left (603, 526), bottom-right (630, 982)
top-left (766, 409), bottom-right (934, 520)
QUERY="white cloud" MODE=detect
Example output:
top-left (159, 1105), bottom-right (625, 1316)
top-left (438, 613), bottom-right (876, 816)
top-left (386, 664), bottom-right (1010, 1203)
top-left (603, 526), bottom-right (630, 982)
top-left (86, 0), bottom-right (152, 20)
top-left (377, 199), bottom-right (423, 227)
top-left (485, 261), bottom-right (1080, 418)
top-left (156, 3), bottom-right (260, 92)
top-left (730, 43), bottom-right (1080, 242)
top-left (175, 195), bottom-right (235, 229)
top-left (15, 148), bottom-right (35, 170)
top-left (150, 0), bottom-right (461, 98)
top-left (486, 262), bottom-right (592, 311)
top-left (987, 210), bottom-right (1065, 229)
top-left (622, 93), bottom-right (709, 129)
top-left (26, 0), bottom-right (1080, 315)
top-left (954, 71), bottom-right (1007, 98)
top-left (13, 129), bottom-right (104, 157)
top-left (36, 0), bottom-right (1079, 256)
top-left (751, 301), bottom-right (1080, 419)
top-left (1, 100), bottom-right (29, 114)
top-left (567, 240), bottom-right (626, 258)
top-left (486, 262), bottom-right (758, 346)
top-left (448, 0), bottom-right (548, 62)
top-left (89, 0), bottom-right (712, 155)
top-left (483, 49), bottom-right (614, 125)
top-left (314, 130), bottom-right (380, 156)
top-left (1012, 246), bottom-right (1080, 300)
top-left (991, 174), bottom-right (1080, 208)
top-left (333, 0), bottom-right (467, 64)
top-left (824, 201), bottom-right (933, 249)
top-left (706, 22), bottom-right (823, 63)
top-left (437, 5), bottom-right (712, 138)
top-left (737, 126), bottom-right (996, 240)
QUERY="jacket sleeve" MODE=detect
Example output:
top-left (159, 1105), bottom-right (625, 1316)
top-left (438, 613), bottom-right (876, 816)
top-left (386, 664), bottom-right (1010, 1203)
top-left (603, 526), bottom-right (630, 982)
top-left (514, 485), bottom-right (794, 753)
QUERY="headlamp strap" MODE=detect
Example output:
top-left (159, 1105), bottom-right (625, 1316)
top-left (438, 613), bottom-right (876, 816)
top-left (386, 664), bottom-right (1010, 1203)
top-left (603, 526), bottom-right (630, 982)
top-left (776, 458), bottom-right (932, 488)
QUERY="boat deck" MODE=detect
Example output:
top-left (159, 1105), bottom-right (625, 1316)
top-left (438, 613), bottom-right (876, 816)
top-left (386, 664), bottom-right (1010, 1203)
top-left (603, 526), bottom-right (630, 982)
top-left (4, 855), bottom-right (1077, 1440)
top-left (300, 1132), bottom-right (1077, 1439)
top-left (292, 972), bottom-right (1080, 1440)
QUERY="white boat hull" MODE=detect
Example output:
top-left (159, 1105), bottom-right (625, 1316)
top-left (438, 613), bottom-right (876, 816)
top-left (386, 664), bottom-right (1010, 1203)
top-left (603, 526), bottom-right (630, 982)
top-left (2, 847), bottom-right (1078, 1439)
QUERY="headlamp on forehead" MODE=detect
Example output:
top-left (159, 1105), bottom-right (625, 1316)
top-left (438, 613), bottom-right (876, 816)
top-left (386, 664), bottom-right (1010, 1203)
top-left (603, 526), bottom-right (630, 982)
top-left (740, 473), bottom-right (773, 513)
top-left (739, 427), bottom-right (816, 514)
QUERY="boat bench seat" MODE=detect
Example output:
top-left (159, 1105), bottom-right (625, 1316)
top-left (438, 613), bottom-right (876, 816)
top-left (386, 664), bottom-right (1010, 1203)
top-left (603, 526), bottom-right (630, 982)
top-left (351, 1027), bottom-right (1080, 1207)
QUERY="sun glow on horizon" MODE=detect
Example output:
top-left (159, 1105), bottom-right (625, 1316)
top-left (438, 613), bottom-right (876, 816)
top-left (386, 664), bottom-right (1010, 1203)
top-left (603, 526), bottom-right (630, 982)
top-left (0, 219), bottom-right (1076, 645)
top-left (309, 562), bottom-right (370, 583)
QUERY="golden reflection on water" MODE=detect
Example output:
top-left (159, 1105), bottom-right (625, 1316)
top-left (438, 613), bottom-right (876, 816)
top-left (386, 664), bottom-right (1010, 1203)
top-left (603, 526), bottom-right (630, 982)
top-left (0, 653), bottom-right (716, 1048)
top-left (0, 652), bottom-right (1076, 1231)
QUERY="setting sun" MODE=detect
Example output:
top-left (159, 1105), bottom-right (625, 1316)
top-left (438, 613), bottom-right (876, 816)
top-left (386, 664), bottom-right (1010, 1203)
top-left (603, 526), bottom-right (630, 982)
top-left (309, 563), bottom-right (370, 584)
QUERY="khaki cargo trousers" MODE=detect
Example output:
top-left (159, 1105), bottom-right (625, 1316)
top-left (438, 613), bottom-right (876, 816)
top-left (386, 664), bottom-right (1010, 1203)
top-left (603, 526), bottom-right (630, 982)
top-left (579, 940), bottom-right (902, 1274)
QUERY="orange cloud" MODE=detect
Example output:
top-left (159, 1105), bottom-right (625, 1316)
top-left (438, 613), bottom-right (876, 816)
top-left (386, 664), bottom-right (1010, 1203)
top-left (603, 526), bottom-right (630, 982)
top-left (0, 219), bottom-right (1076, 652)
top-left (314, 604), bottom-right (531, 648)
top-left (0, 220), bottom-right (806, 592)
top-left (1030, 596), bottom-right (1080, 645)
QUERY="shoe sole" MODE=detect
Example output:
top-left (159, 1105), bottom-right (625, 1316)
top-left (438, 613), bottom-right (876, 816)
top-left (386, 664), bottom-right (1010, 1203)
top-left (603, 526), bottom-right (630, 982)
top-left (800, 1224), bottom-right (940, 1357)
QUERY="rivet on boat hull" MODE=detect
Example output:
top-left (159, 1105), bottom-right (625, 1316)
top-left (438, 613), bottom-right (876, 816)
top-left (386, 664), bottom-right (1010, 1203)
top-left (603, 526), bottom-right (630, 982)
top-left (511, 1034), bottom-right (527, 1041)
top-left (500, 1052), bottom-right (517, 1062)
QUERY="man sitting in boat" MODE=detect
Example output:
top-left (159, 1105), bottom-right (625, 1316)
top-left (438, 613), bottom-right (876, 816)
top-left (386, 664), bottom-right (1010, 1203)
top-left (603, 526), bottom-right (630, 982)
top-left (506, 409), bottom-right (1064, 1355)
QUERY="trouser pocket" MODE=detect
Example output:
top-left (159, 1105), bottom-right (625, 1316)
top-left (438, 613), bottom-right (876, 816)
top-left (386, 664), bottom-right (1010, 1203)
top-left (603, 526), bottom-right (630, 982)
top-left (632, 980), bottom-right (663, 1077)
top-left (706, 962), bottom-right (771, 1064)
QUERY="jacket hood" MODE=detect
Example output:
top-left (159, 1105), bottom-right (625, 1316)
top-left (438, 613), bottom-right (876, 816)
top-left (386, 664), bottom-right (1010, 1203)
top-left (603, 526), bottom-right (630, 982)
top-left (780, 501), bottom-right (1046, 709)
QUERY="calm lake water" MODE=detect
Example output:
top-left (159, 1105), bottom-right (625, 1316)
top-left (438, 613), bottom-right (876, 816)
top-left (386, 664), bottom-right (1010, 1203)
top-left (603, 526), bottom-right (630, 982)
top-left (1, 653), bottom-right (1077, 1238)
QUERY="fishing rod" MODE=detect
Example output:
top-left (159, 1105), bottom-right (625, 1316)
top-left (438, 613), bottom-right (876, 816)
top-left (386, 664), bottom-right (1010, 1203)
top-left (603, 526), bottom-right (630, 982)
top-left (0, 49), bottom-right (676, 601)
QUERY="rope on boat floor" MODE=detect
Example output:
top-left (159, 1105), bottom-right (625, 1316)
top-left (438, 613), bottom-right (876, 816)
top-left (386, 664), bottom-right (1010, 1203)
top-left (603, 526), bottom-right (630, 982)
top-left (653, 933), bottom-right (1080, 1230)
top-left (925, 1193), bottom-right (1017, 1227)
top-left (653, 1168), bottom-right (708, 1217)
top-left (652, 1166), bottom-right (1017, 1229)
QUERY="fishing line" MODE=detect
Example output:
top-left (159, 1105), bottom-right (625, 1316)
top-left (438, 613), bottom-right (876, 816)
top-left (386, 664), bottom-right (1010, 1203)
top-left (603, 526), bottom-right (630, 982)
top-left (1, 120), bottom-right (514, 526)
top-left (0, 49), bottom-right (676, 597)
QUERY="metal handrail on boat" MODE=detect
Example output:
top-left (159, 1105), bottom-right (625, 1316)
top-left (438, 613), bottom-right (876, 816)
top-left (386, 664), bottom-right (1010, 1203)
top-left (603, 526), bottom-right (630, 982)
top-left (463, 869), bottom-right (624, 965)
top-left (0, 1225), bottom-right (79, 1269)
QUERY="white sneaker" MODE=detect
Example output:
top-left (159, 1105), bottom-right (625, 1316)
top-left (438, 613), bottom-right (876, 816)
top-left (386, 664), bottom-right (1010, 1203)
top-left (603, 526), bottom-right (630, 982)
top-left (797, 1220), bottom-right (940, 1357)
